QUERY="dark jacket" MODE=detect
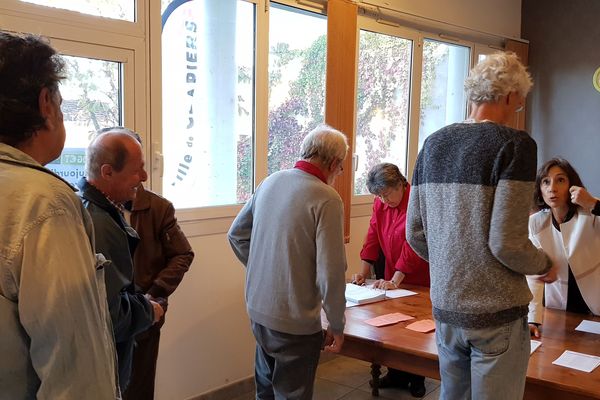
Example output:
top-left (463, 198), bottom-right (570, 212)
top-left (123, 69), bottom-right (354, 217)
top-left (77, 178), bottom-right (154, 390)
top-left (130, 186), bottom-right (194, 300)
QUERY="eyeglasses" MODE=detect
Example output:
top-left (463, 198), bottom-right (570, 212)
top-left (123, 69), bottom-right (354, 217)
top-left (377, 189), bottom-right (394, 201)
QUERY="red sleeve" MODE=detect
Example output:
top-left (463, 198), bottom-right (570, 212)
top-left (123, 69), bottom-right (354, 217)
top-left (393, 237), bottom-right (430, 287)
top-left (360, 201), bottom-right (380, 262)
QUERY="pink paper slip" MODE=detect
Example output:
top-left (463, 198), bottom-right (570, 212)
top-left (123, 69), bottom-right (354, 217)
top-left (365, 312), bottom-right (415, 327)
top-left (405, 319), bottom-right (436, 333)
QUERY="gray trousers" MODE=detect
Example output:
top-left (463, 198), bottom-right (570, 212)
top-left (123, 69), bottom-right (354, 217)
top-left (251, 321), bottom-right (323, 400)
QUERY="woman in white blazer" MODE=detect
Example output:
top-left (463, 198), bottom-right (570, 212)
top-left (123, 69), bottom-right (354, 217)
top-left (527, 158), bottom-right (600, 337)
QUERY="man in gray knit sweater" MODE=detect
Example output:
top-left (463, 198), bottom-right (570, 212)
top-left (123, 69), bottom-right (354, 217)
top-left (406, 52), bottom-right (556, 400)
top-left (228, 124), bottom-right (348, 400)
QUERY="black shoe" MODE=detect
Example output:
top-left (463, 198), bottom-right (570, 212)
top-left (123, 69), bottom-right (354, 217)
top-left (409, 379), bottom-right (426, 398)
top-left (369, 372), bottom-right (409, 389)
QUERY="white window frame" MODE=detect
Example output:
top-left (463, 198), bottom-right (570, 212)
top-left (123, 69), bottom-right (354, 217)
top-left (352, 16), bottom-right (421, 208)
top-left (1, 0), bottom-right (149, 187)
top-left (0, 0), bottom-right (145, 32)
top-left (350, 21), bottom-right (477, 217)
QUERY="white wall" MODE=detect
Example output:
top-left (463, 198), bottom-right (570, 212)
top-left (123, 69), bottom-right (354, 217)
top-left (154, 1), bottom-right (522, 399)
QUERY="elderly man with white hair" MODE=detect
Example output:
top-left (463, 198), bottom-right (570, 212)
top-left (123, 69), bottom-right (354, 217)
top-left (228, 123), bottom-right (348, 400)
top-left (406, 52), bottom-right (556, 399)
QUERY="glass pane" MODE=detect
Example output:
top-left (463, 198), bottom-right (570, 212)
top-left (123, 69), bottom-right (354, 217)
top-left (267, 3), bottom-right (327, 175)
top-left (161, 0), bottom-right (175, 14)
top-left (354, 30), bottom-right (412, 195)
top-left (20, 0), bottom-right (135, 21)
top-left (162, 0), bottom-right (255, 208)
top-left (419, 39), bottom-right (470, 149)
top-left (47, 56), bottom-right (122, 186)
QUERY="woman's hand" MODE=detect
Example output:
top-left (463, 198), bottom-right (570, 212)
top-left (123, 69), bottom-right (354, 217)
top-left (570, 186), bottom-right (598, 211)
top-left (351, 273), bottom-right (365, 285)
top-left (372, 279), bottom-right (397, 290)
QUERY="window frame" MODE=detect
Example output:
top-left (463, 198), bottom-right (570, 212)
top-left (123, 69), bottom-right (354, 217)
top-left (1, 0), bottom-right (144, 30)
top-left (351, 17), bottom-right (475, 209)
top-left (1, 0), bottom-right (149, 187)
top-left (415, 33), bottom-right (474, 163)
top-left (352, 16), bottom-right (420, 205)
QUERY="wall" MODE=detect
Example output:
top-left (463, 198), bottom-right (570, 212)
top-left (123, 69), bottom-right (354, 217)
top-left (365, 0), bottom-right (522, 39)
top-left (522, 0), bottom-right (600, 195)
top-left (155, 1), bottom-right (523, 399)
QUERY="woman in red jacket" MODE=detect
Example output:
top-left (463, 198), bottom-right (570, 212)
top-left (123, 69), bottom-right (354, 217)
top-left (352, 163), bottom-right (430, 397)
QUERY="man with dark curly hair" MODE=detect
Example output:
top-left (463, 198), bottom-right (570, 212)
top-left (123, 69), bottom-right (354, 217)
top-left (0, 32), bottom-right (118, 399)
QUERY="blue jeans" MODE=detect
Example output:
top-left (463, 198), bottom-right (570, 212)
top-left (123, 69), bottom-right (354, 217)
top-left (251, 321), bottom-right (323, 400)
top-left (435, 316), bottom-right (530, 400)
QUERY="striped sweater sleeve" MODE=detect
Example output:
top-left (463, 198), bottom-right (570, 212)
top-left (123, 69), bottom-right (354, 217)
top-left (488, 135), bottom-right (551, 275)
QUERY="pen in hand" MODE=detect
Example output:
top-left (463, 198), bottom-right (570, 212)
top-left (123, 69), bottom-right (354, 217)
top-left (351, 273), bottom-right (366, 286)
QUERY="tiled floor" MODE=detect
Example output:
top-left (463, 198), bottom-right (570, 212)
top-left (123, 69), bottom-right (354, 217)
top-left (231, 355), bottom-right (440, 400)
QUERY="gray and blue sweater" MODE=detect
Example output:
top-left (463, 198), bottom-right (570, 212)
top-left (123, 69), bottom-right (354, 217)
top-left (406, 122), bottom-right (551, 328)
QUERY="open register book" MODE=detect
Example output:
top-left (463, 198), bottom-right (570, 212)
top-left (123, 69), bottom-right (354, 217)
top-left (345, 283), bottom-right (386, 305)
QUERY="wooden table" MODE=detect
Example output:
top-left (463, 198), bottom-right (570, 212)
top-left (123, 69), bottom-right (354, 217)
top-left (325, 285), bottom-right (600, 399)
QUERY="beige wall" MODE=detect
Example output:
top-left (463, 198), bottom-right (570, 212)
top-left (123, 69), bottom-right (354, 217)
top-left (154, 1), bottom-right (522, 399)
top-left (366, 0), bottom-right (522, 38)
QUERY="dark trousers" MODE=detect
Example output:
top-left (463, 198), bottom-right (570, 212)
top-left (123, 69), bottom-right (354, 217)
top-left (123, 323), bottom-right (161, 400)
top-left (251, 321), bottom-right (323, 400)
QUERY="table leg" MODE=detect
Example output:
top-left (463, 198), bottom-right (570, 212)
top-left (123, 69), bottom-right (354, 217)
top-left (370, 363), bottom-right (381, 396)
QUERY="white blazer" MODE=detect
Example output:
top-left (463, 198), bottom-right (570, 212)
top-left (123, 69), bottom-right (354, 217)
top-left (527, 209), bottom-right (600, 324)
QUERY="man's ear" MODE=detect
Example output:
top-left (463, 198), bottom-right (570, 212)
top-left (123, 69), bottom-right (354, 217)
top-left (100, 163), bottom-right (113, 180)
top-left (329, 159), bottom-right (337, 172)
top-left (38, 87), bottom-right (55, 130)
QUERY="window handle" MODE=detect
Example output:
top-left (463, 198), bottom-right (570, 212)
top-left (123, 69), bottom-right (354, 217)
top-left (154, 150), bottom-right (164, 178)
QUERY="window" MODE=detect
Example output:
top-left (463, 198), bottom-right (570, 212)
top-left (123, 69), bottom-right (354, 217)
top-left (161, 0), bottom-right (255, 209)
top-left (20, 0), bottom-right (135, 21)
top-left (354, 29), bottom-right (413, 195)
top-left (47, 56), bottom-right (123, 186)
top-left (267, 3), bottom-right (327, 175)
top-left (418, 39), bottom-right (470, 149)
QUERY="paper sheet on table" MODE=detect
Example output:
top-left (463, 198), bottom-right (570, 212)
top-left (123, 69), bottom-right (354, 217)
top-left (552, 350), bottom-right (600, 373)
top-left (365, 312), bottom-right (414, 327)
top-left (575, 320), bottom-right (600, 335)
top-left (406, 319), bottom-right (435, 333)
top-left (530, 340), bottom-right (542, 355)
top-left (385, 289), bottom-right (418, 299)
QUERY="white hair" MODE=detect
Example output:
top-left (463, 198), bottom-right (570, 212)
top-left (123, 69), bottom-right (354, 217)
top-left (300, 123), bottom-right (349, 166)
top-left (464, 51), bottom-right (533, 104)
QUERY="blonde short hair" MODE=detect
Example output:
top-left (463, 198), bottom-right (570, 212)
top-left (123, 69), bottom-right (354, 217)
top-left (464, 51), bottom-right (533, 104)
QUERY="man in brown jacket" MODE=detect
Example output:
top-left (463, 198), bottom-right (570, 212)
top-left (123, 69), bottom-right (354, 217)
top-left (122, 157), bottom-right (194, 399)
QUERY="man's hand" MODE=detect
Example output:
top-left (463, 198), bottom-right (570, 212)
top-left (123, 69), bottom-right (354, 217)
top-left (323, 326), bottom-right (344, 353)
top-left (150, 300), bottom-right (164, 323)
top-left (570, 186), bottom-right (598, 211)
top-left (537, 264), bottom-right (558, 283)
top-left (529, 323), bottom-right (541, 338)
